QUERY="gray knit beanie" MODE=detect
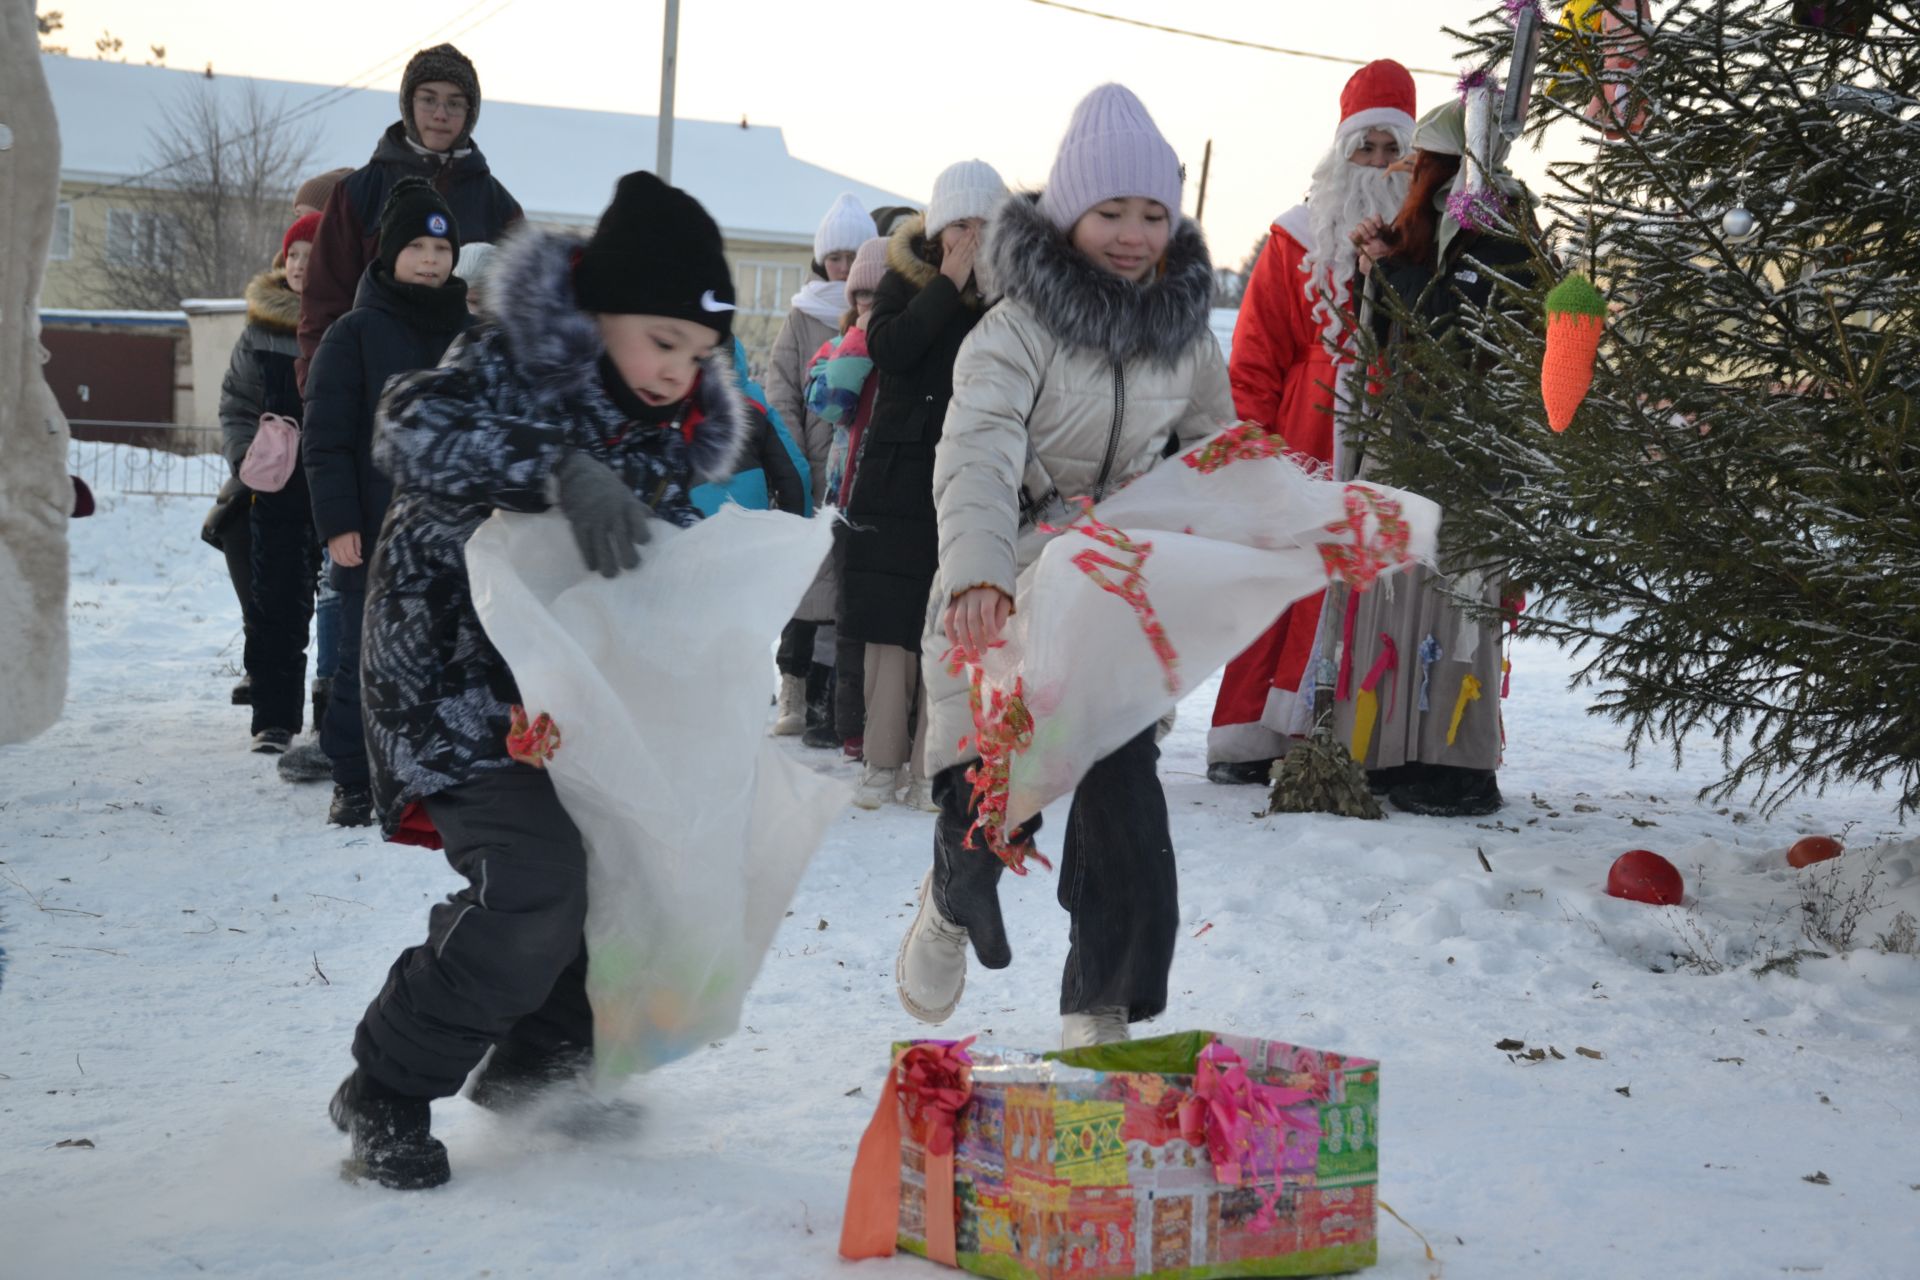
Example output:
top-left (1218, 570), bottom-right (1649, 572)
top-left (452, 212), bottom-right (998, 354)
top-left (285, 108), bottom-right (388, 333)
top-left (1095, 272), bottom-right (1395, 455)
top-left (1037, 84), bottom-right (1183, 231)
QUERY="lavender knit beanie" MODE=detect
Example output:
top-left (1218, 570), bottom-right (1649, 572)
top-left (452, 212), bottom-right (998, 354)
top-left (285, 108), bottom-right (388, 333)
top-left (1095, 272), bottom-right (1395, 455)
top-left (1037, 84), bottom-right (1184, 231)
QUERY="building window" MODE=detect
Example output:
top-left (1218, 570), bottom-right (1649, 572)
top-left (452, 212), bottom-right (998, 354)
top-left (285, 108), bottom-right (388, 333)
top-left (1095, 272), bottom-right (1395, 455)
top-left (734, 260), bottom-right (806, 316)
top-left (105, 208), bottom-right (178, 265)
top-left (49, 203), bottom-right (74, 261)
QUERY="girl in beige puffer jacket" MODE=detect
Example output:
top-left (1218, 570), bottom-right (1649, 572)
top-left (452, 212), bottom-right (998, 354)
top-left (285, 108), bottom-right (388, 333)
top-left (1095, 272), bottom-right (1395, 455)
top-left (896, 84), bottom-right (1235, 1050)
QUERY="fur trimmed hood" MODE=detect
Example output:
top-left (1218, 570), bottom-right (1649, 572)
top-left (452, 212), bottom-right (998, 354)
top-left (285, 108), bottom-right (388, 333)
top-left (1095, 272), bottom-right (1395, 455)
top-left (885, 214), bottom-right (988, 309)
top-left (244, 269), bottom-right (301, 334)
top-left (984, 191), bottom-right (1214, 367)
top-left (483, 225), bottom-right (750, 484)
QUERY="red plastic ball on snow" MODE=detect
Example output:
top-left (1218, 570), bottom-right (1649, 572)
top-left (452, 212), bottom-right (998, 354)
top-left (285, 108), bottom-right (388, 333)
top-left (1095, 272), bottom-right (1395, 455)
top-left (1606, 849), bottom-right (1684, 906)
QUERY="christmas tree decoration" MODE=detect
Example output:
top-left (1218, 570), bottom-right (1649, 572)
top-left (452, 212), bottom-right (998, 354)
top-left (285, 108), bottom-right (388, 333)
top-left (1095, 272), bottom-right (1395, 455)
top-left (1349, 635), bottom-right (1399, 764)
top-left (1541, 272), bottom-right (1607, 432)
top-left (1607, 849), bottom-right (1684, 906)
top-left (1787, 835), bottom-right (1844, 868)
top-left (1351, 3), bottom-right (1920, 815)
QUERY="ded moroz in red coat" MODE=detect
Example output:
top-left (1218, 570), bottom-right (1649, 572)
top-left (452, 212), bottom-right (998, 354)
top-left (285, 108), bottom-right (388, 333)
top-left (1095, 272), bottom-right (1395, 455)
top-left (1207, 56), bottom-right (1416, 767)
top-left (1206, 206), bottom-right (1339, 763)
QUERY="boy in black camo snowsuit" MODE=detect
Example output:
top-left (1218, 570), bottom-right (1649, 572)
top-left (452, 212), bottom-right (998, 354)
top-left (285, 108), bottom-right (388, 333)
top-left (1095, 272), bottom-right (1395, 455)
top-left (329, 172), bottom-right (752, 1189)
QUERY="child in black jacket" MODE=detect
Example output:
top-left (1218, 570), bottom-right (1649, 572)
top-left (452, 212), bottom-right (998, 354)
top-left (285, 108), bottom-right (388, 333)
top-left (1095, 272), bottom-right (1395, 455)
top-left (302, 178), bottom-right (472, 827)
top-left (328, 172), bottom-right (753, 1190)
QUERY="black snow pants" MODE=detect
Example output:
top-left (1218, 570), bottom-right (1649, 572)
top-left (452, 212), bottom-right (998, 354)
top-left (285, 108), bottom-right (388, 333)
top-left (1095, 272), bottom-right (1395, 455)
top-left (931, 726), bottom-right (1178, 1022)
top-left (352, 766), bottom-right (592, 1099)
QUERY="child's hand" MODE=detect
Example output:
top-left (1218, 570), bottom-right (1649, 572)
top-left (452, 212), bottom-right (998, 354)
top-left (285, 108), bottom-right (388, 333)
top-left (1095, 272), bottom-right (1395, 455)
top-left (328, 532), bottom-right (363, 568)
top-left (944, 586), bottom-right (1012, 658)
top-left (940, 229), bottom-right (980, 288)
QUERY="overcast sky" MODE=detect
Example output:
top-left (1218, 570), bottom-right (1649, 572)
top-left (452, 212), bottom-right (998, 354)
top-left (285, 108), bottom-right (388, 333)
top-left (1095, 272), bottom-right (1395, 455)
top-left (42, 0), bottom-right (1578, 265)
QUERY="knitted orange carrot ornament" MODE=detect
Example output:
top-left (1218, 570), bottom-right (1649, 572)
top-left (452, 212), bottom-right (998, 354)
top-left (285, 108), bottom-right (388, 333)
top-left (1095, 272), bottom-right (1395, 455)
top-left (1541, 272), bottom-right (1606, 432)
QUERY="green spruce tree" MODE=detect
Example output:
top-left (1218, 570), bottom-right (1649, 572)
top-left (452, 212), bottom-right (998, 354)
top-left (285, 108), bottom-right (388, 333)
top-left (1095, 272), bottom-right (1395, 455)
top-left (1350, 1), bottom-right (1920, 811)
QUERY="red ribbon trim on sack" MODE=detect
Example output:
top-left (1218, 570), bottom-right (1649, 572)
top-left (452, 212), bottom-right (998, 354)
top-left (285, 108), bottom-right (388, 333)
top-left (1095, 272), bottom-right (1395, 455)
top-left (840, 1038), bottom-right (976, 1265)
top-left (1174, 1041), bottom-right (1320, 1233)
top-left (1181, 421), bottom-right (1290, 474)
top-left (505, 706), bottom-right (562, 767)
top-left (947, 650), bottom-right (1051, 875)
top-left (1319, 484), bottom-right (1413, 593)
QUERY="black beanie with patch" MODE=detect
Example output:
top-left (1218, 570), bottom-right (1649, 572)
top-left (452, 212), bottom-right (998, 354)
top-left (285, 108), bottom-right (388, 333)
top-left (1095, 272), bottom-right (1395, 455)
top-left (573, 171), bottom-right (737, 343)
top-left (401, 43), bottom-right (481, 148)
top-left (378, 177), bottom-right (460, 273)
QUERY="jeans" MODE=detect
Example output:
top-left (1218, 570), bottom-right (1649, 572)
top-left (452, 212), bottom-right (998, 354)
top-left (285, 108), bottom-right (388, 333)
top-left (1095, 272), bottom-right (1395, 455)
top-left (321, 587), bottom-right (369, 788)
top-left (932, 726), bottom-right (1177, 1021)
top-left (352, 767), bottom-right (590, 1098)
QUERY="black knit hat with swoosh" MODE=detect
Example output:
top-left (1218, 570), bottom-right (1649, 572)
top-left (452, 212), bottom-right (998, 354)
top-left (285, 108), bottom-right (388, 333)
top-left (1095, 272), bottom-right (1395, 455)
top-left (573, 171), bottom-right (737, 342)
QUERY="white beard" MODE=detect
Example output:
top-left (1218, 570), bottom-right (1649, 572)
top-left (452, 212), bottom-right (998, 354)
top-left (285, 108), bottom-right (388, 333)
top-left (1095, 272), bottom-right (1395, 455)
top-left (1299, 143), bottom-right (1410, 354)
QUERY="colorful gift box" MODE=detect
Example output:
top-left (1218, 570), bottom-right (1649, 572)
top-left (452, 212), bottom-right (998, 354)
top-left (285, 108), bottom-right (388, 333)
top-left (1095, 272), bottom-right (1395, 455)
top-left (841, 1031), bottom-right (1379, 1279)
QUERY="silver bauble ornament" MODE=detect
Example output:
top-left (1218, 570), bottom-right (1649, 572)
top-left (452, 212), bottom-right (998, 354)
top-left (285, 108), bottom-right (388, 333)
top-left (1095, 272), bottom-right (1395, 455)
top-left (1722, 206), bottom-right (1757, 241)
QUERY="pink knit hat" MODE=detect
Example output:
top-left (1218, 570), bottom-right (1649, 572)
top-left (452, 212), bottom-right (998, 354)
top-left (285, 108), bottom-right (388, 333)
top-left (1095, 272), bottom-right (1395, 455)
top-left (1038, 84), bottom-right (1183, 231)
top-left (846, 237), bottom-right (889, 296)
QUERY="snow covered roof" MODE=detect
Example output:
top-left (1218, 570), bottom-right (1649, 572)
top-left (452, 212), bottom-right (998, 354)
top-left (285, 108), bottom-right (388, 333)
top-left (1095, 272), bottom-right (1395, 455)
top-left (42, 54), bottom-right (916, 246)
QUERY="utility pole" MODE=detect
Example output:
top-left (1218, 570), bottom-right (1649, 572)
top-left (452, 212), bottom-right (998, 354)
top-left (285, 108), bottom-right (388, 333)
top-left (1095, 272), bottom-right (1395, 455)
top-left (1195, 138), bottom-right (1213, 224)
top-left (657, 0), bottom-right (680, 183)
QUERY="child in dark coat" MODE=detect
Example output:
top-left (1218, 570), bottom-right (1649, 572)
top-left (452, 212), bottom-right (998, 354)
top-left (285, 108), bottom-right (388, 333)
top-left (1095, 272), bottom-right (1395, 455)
top-left (301, 178), bottom-right (472, 827)
top-left (328, 172), bottom-right (752, 1190)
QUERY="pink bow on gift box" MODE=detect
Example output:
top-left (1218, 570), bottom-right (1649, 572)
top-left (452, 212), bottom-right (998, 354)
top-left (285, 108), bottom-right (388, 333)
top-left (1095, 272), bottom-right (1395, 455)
top-left (1175, 1041), bottom-right (1322, 1224)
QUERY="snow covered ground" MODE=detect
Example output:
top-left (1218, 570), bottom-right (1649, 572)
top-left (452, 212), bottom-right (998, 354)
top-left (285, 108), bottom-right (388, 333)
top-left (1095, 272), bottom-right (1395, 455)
top-left (3, 484), bottom-right (1918, 1279)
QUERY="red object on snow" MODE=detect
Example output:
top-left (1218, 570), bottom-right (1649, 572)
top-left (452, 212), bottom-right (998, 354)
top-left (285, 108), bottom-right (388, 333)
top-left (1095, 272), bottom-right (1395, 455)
top-left (1787, 835), bottom-right (1843, 869)
top-left (1606, 849), bottom-right (1684, 905)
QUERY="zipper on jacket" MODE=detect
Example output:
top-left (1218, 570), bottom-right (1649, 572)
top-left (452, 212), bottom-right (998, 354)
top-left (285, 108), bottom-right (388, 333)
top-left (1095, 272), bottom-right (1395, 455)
top-left (1092, 361), bottom-right (1126, 502)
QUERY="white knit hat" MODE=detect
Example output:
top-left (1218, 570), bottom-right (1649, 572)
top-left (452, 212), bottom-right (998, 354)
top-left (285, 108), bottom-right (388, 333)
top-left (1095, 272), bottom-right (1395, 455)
top-left (925, 159), bottom-right (1009, 237)
top-left (814, 193), bottom-right (878, 263)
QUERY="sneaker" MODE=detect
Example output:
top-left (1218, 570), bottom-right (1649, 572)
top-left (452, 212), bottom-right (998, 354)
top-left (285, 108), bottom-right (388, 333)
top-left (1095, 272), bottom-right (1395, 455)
top-left (329, 784), bottom-right (374, 828)
top-left (231, 674), bottom-right (252, 706)
top-left (842, 736), bottom-right (865, 762)
top-left (329, 1070), bottom-right (449, 1190)
top-left (1205, 758), bottom-right (1274, 786)
top-left (1060, 1007), bottom-right (1132, 1050)
top-left (251, 728), bottom-right (294, 754)
top-left (1388, 768), bottom-right (1503, 818)
top-left (901, 774), bottom-right (941, 813)
top-left (801, 722), bottom-right (841, 750)
top-left (277, 736), bottom-right (333, 783)
top-left (896, 870), bottom-right (969, 1024)
top-left (771, 674), bottom-right (806, 736)
top-left (853, 763), bottom-right (900, 811)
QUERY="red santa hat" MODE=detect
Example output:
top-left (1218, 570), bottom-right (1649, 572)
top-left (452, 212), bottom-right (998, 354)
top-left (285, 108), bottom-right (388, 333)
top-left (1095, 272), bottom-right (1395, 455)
top-left (1336, 59), bottom-right (1417, 142)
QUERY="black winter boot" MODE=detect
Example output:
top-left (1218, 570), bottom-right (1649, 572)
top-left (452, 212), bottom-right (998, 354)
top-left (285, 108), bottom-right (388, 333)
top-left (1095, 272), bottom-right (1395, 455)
top-left (1388, 767), bottom-right (1503, 817)
top-left (466, 1041), bottom-right (589, 1116)
top-left (329, 784), bottom-right (374, 827)
top-left (1205, 759), bottom-right (1274, 786)
top-left (330, 1069), bottom-right (450, 1189)
top-left (801, 662), bottom-right (838, 749)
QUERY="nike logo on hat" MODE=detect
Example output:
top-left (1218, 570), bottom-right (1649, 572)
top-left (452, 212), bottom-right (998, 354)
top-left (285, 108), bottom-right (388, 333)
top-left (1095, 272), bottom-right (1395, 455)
top-left (700, 291), bottom-right (736, 313)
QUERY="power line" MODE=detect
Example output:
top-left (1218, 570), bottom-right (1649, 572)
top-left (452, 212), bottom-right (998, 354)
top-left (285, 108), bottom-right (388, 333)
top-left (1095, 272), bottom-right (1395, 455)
top-left (1023, 0), bottom-right (1456, 77)
top-left (67, 0), bottom-right (522, 203)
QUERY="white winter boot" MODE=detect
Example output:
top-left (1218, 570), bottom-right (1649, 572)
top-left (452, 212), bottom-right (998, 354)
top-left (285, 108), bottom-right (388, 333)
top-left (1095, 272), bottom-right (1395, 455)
top-left (1060, 1007), bottom-right (1132, 1050)
top-left (854, 762), bottom-right (900, 810)
top-left (771, 673), bottom-right (806, 736)
top-left (901, 772), bottom-right (940, 813)
top-left (896, 870), bottom-right (969, 1024)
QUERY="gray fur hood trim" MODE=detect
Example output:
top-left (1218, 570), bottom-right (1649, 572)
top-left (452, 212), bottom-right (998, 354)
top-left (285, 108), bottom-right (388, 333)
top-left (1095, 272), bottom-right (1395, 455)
top-left (985, 191), bottom-right (1214, 367)
top-left (483, 224), bottom-right (750, 485)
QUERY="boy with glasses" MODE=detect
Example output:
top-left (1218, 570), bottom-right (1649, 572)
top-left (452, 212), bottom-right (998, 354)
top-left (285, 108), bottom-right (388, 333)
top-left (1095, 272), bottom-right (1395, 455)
top-left (295, 43), bottom-right (522, 394)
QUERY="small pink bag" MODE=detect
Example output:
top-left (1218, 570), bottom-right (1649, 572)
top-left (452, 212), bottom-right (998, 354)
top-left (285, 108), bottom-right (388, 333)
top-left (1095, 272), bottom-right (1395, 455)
top-left (239, 413), bottom-right (301, 492)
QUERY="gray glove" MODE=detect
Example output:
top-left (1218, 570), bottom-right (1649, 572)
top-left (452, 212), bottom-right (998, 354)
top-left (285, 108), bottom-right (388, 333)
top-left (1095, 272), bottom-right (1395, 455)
top-left (552, 450), bottom-right (653, 578)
